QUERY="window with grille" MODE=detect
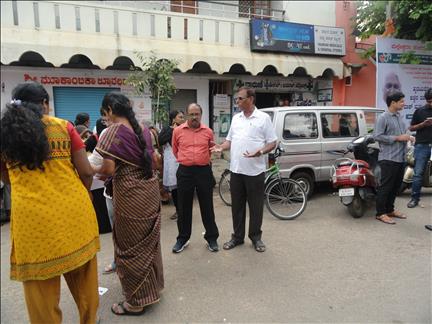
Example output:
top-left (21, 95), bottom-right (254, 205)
top-left (239, 0), bottom-right (271, 19)
top-left (170, 0), bottom-right (197, 14)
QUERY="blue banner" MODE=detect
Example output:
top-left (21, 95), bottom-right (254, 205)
top-left (250, 19), bottom-right (345, 56)
top-left (250, 19), bottom-right (315, 54)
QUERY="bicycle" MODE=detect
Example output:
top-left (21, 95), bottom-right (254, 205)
top-left (218, 144), bottom-right (307, 220)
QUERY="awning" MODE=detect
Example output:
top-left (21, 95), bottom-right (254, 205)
top-left (1, 33), bottom-right (345, 78)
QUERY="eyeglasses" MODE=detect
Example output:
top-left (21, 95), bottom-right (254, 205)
top-left (186, 113), bottom-right (201, 118)
top-left (234, 96), bottom-right (249, 101)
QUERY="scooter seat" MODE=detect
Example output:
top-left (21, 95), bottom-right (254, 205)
top-left (337, 160), bottom-right (369, 168)
top-left (337, 160), bottom-right (353, 167)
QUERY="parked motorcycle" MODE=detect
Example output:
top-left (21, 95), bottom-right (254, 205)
top-left (331, 135), bottom-right (380, 218)
top-left (399, 144), bottom-right (432, 194)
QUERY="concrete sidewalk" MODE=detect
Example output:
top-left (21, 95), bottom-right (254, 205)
top-left (1, 185), bottom-right (431, 323)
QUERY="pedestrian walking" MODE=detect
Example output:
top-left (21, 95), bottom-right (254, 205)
top-left (407, 88), bottom-right (432, 208)
top-left (0, 83), bottom-right (100, 324)
top-left (211, 87), bottom-right (277, 252)
top-left (95, 92), bottom-right (163, 316)
top-left (158, 110), bottom-right (185, 220)
top-left (373, 91), bottom-right (414, 224)
top-left (171, 103), bottom-right (219, 253)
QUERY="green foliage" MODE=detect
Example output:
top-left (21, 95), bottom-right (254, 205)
top-left (355, 0), bottom-right (432, 63)
top-left (399, 51), bottom-right (421, 64)
top-left (126, 51), bottom-right (179, 127)
top-left (355, 0), bottom-right (432, 42)
top-left (355, 1), bottom-right (387, 40)
top-left (359, 46), bottom-right (376, 60)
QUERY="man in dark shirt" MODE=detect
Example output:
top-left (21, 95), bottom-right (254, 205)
top-left (407, 88), bottom-right (432, 208)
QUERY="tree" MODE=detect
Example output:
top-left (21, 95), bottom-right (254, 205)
top-left (126, 51), bottom-right (179, 128)
top-left (355, 0), bottom-right (432, 42)
top-left (355, 0), bottom-right (432, 59)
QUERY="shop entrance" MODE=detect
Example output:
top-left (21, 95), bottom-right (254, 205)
top-left (170, 89), bottom-right (197, 113)
top-left (256, 92), bottom-right (292, 108)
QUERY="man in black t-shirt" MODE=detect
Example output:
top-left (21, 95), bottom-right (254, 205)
top-left (407, 88), bottom-right (432, 208)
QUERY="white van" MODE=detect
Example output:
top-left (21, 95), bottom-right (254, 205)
top-left (260, 106), bottom-right (384, 197)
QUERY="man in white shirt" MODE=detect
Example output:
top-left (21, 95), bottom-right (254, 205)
top-left (211, 87), bottom-right (277, 252)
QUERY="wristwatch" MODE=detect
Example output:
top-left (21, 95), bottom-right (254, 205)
top-left (259, 150), bottom-right (265, 156)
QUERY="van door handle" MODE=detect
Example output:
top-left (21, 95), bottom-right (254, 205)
top-left (326, 150), bottom-right (347, 155)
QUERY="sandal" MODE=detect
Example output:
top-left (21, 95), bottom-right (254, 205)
top-left (103, 262), bottom-right (116, 275)
top-left (388, 210), bottom-right (407, 219)
top-left (376, 214), bottom-right (396, 225)
top-left (253, 240), bottom-right (266, 252)
top-left (111, 301), bottom-right (145, 316)
top-left (223, 239), bottom-right (244, 250)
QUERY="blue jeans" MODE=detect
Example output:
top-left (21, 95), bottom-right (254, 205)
top-left (411, 143), bottom-right (432, 201)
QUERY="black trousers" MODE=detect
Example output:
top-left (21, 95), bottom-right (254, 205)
top-left (91, 188), bottom-right (112, 234)
top-left (376, 160), bottom-right (405, 216)
top-left (176, 165), bottom-right (219, 242)
top-left (230, 172), bottom-right (265, 243)
top-left (171, 188), bottom-right (178, 212)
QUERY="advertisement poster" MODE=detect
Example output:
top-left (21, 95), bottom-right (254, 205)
top-left (218, 113), bottom-right (231, 137)
top-left (376, 37), bottom-right (432, 127)
top-left (250, 19), bottom-right (345, 56)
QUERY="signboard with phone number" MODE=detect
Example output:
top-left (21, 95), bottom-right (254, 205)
top-left (250, 19), bottom-right (345, 56)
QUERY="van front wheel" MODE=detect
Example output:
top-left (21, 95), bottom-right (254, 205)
top-left (291, 172), bottom-right (314, 198)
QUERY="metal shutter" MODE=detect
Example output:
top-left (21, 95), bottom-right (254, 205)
top-left (53, 87), bottom-right (120, 130)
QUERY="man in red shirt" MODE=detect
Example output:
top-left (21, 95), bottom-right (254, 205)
top-left (171, 103), bottom-right (219, 253)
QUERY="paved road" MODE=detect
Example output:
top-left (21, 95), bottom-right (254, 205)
top-left (1, 184), bottom-right (431, 323)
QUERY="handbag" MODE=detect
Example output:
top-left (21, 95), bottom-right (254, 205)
top-left (152, 150), bottom-right (163, 171)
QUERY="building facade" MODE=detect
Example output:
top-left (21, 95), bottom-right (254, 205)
top-left (1, 0), bottom-right (349, 139)
top-left (333, 0), bottom-right (376, 108)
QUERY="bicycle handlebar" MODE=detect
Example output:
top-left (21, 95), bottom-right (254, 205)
top-left (272, 143), bottom-right (284, 159)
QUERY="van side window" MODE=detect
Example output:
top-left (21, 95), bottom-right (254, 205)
top-left (364, 111), bottom-right (381, 133)
top-left (321, 113), bottom-right (359, 138)
top-left (283, 113), bottom-right (318, 140)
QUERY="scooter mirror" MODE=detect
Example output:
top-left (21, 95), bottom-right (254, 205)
top-left (353, 136), bottom-right (365, 144)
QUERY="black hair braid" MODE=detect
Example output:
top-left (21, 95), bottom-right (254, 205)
top-left (101, 92), bottom-right (152, 178)
top-left (125, 107), bottom-right (152, 178)
top-left (1, 102), bottom-right (49, 170)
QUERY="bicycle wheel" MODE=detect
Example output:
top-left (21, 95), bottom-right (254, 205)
top-left (218, 169), bottom-right (232, 206)
top-left (265, 177), bottom-right (307, 220)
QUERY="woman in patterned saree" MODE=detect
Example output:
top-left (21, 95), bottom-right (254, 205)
top-left (95, 92), bottom-right (164, 316)
top-left (0, 83), bottom-right (100, 324)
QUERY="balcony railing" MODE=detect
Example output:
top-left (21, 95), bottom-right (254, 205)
top-left (1, 1), bottom-right (285, 48)
top-left (90, 1), bottom-right (286, 20)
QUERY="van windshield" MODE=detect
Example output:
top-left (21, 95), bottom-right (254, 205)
top-left (263, 111), bottom-right (274, 122)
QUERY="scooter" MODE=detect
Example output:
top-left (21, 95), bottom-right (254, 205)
top-left (399, 144), bottom-right (432, 194)
top-left (331, 135), bottom-right (380, 218)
